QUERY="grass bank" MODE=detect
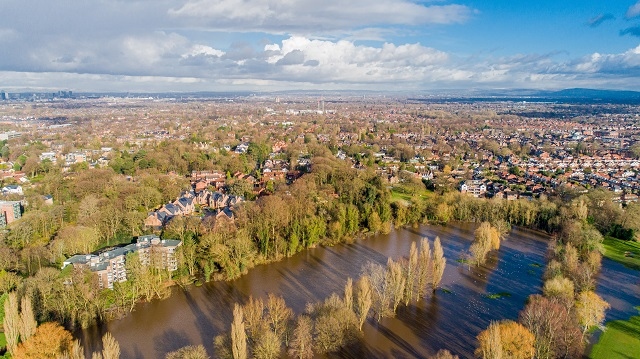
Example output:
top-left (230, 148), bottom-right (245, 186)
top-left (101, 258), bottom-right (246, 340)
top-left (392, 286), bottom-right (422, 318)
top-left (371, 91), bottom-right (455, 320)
top-left (390, 185), bottom-right (432, 204)
top-left (603, 236), bottom-right (640, 270)
top-left (590, 308), bottom-right (640, 359)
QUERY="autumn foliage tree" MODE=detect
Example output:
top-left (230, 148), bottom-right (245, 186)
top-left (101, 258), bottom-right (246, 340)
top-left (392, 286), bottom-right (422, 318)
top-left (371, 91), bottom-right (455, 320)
top-left (476, 320), bottom-right (535, 359)
top-left (469, 222), bottom-right (501, 266)
top-left (575, 291), bottom-right (610, 336)
top-left (13, 322), bottom-right (73, 359)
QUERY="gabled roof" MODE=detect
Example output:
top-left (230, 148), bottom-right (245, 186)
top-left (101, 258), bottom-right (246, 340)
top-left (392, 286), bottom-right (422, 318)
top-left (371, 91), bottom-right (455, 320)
top-left (163, 203), bottom-right (180, 215)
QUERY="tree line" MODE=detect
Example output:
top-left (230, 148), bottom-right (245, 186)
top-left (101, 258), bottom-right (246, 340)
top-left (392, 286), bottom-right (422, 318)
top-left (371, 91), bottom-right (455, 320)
top-left (2, 290), bottom-right (120, 359)
top-left (0, 142), bottom-right (635, 355)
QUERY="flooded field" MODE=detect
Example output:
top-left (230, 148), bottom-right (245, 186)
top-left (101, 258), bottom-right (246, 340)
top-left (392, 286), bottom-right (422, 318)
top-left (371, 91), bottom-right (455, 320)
top-left (79, 223), bottom-right (551, 358)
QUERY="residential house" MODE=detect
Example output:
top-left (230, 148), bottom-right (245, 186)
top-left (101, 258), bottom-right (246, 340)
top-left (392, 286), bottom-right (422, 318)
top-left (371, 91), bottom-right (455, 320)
top-left (0, 201), bottom-right (21, 227)
top-left (459, 180), bottom-right (487, 198)
top-left (1, 185), bottom-right (23, 195)
top-left (62, 235), bottom-right (182, 289)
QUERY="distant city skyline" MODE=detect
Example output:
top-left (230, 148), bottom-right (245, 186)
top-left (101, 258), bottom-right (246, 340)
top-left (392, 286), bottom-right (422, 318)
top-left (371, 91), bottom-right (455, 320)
top-left (1, 0), bottom-right (639, 92)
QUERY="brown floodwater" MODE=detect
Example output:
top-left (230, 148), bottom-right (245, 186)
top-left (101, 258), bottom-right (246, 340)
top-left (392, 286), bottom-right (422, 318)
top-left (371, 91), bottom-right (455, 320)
top-left (78, 223), bottom-right (552, 358)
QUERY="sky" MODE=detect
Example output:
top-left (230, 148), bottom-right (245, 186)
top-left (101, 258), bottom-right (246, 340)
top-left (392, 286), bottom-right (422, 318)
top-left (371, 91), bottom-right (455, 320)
top-left (1, 0), bottom-right (640, 92)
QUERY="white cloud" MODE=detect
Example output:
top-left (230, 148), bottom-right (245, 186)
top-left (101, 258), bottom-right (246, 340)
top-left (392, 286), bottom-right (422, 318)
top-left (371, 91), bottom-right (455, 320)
top-left (258, 37), bottom-right (451, 84)
top-left (0, 28), bottom-right (18, 42)
top-left (169, 0), bottom-right (472, 34)
top-left (627, 1), bottom-right (640, 19)
top-left (1, 32), bottom-right (640, 91)
top-left (570, 45), bottom-right (640, 75)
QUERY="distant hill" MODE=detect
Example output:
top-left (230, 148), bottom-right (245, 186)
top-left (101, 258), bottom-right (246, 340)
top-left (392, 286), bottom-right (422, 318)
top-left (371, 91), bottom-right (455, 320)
top-left (540, 88), bottom-right (640, 103)
top-left (410, 88), bottom-right (640, 104)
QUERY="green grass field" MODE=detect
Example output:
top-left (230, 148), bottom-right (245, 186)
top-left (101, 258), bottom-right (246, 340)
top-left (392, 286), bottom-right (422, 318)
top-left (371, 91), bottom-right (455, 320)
top-left (591, 237), bottom-right (640, 358)
top-left (390, 186), bottom-right (432, 205)
top-left (590, 308), bottom-right (640, 359)
top-left (603, 237), bottom-right (640, 270)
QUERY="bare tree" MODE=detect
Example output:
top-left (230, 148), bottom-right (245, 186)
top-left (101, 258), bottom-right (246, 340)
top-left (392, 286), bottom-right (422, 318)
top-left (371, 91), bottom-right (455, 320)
top-left (3, 291), bottom-right (20, 355)
top-left (101, 332), bottom-right (121, 359)
top-left (265, 294), bottom-right (293, 344)
top-left (343, 278), bottom-right (353, 312)
top-left (403, 241), bottom-right (418, 305)
top-left (355, 275), bottom-right (372, 330)
top-left (387, 258), bottom-right (405, 313)
top-left (432, 237), bottom-right (446, 292)
top-left (242, 296), bottom-right (265, 343)
top-left (63, 340), bottom-right (87, 359)
top-left (542, 276), bottom-right (574, 309)
top-left (165, 345), bottom-right (209, 359)
top-left (252, 329), bottom-right (280, 359)
top-left (231, 304), bottom-right (247, 359)
top-left (475, 321), bottom-right (503, 359)
top-left (288, 315), bottom-right (314, 359)
top-left (364, 262), bottom-right (392, 321)
top-left (430, 349), bottom-right (459, 359)
top-left (19, 294), bottom-right (38, 342)
top-left (213, 334), bottom-right (232, 359)
top-left (416, 238), bottom-right (432, 300)
top-left (313, 313), bottom-right (343, 353)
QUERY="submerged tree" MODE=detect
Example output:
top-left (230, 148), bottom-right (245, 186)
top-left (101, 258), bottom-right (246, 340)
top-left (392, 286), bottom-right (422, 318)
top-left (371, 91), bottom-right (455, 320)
top-left (364, 262), bottom-right (392, 321)
top-left (252, 329), bottom-right (280, 359)
top-left (355, 275), bottom-right (372, 330)
top-left (416, 238), bottom-right (432, 300)
top-left (101, 332), bottom-right (121, 359)
top-left (432, 237), bottom-right (446, 292)
top-left (165, 345), bottom-right (209, 359)
top-left (288, 315), bottom-right (314, 359)
top-left (243, 296), bottom-right (266, 342)
top-left (265, 293), bottom-right (293, 344)
top-left (475, 321), bottom-right (503, 359)
top-left (387, 258), bottom-right (405, 313)
top-left (402, 241), bottom-right (418, 305)
top-left (343, 277), bottom-right (353, 312)
top-left (431, 349), bottom-right (459, 359)
top-left (468, 222), bottom-right (501, 266)
top-left (477, 320), bottom-right (535, 359)
top-left (231, 304), bottom-right (247, 359)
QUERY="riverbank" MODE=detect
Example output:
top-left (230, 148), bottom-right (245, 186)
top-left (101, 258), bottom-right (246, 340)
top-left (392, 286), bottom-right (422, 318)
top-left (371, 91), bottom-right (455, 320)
top-left (589, 307), bottom-right (640, 359)
top-left (590, 238), bottom-right (640, 359)
top-left (79, 223), bottom-right (551, 358)
top-left (603, 236), bottom-right (640, 270)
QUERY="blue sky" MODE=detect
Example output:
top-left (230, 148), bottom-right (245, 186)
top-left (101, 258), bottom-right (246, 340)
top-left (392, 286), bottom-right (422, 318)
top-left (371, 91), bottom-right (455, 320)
top-left (0, 0), bottom-right (639, 92)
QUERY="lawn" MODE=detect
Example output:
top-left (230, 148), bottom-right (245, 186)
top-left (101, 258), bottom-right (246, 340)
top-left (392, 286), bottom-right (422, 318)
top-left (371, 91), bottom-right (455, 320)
top-left (390, 186), bottom-right (432, 204)
top-left (602, 236), bottom-right (640, 270)
top-left (590, 308), bottom-right (640, 359)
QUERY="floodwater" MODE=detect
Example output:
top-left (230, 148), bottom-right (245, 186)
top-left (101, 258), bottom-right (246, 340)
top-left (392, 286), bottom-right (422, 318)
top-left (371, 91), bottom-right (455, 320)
top-left (79, 223), bottom-right (551, 358)
top-left (595, 257), bottom-right (640, 322)
top-left (587, 255), bottom-right (640, 355)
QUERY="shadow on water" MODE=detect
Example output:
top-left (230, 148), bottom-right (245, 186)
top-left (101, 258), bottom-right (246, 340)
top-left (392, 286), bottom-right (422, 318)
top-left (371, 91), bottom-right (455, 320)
top-left (594, 257), bottom-right (640, 322)
top-left (583, 255), bottom-right (640, 357)
top-left (78, 224), bottom-right (552, 358)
